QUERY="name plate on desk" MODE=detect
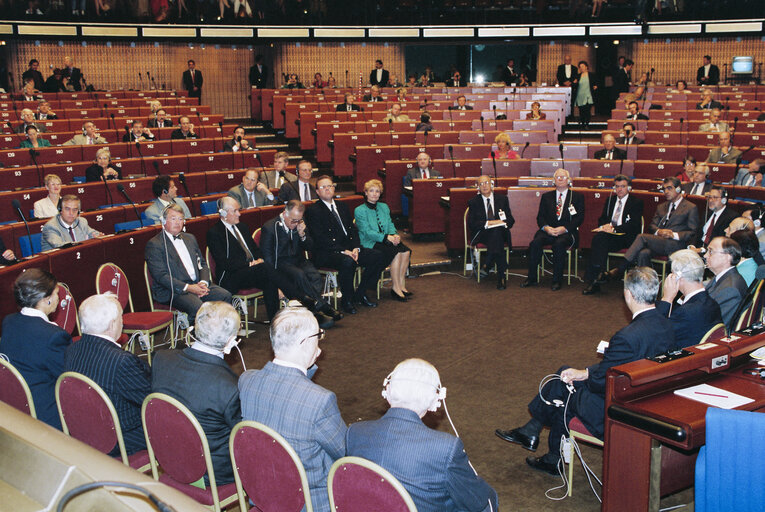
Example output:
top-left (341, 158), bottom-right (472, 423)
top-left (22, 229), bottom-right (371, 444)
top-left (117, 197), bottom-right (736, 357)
top-left (648, 349), bottom-right (694, 364)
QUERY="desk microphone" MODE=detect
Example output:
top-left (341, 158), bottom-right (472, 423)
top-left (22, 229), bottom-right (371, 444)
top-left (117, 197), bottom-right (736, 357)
top-left (177, 172), bottom-right (195, 217)
top-left (12, 199), bottom-right (33, 253)
top-left (480, 115), bottom-right (485, 132)
top-left (196, 111), bottom-right (207, 139)
top-left (134, 141), bottom-right (147, 175)
top-left (100, 174), bottom-right (114, 207)
top-left (29, 148), bottom-right (43, 187)
top-left (255, 152), bottom-right (269, 188)
top-left (448, 145), bottom-right (457, 178)
top-left (492, 104), bottom-right (497, 120)
top-left (521, 141), bottom-right (529, 159)
top-left (558, 142), bottom-right (564, 164)
top-left (116, 183), bottom-right (143, 224)
top-left (490, 150), bottom-right (498, 181)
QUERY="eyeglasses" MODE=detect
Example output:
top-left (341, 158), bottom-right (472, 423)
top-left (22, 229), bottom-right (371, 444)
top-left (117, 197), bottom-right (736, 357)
top-left (299, 329), bottom-right (325, 344)
top-left (318, 184), bottom-right (336, 190)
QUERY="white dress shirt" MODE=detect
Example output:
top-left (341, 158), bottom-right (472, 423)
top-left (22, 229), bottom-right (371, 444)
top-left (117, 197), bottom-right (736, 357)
top-left (165, 231), bottom-right (197, 281)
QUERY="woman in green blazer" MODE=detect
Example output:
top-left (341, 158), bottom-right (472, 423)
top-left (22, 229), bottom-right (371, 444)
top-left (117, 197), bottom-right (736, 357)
top-left (355, 179), bottom-right (412, 302)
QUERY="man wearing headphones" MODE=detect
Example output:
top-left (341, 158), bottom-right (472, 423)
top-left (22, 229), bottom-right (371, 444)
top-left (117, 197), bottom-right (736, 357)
top-left (144, 175), bottom-right (192, 225)
top-left (122, 120), bottom-right (155, 143)
top-left (62, 121), bottom-right (107, 146)
top-left (603, 176), bottom-right (699, 282)
top-left (227, 169), bottom-right (275, 209)
top-left (697, 186), bottom-right (738, 249)
top-left (731, 159), bottom-right (765, 187)
top-left (41, 195), bottom-right (102, 251)
top-left (583, 175), bottom-right (643, 295)
top-left (656, 249), bottom-right (723, 349)
top-left (260, 151), bottom-right (297, 191)
top-left (467, 175), bottom-right (514, 290)
top-left (705, 131), bottom-right (742, 165)
top-left (239, 307), bottom-right (346, 512)
top-left (278, 159), bottom-right (317, 202)
top-left (147, 109), bottom-right (173, 128)
top-left (404, 152), bottom-right (442, 186)
top-left (347, 358), bottom-right (498, 512)
top-left (497, 268), bottom-right (674, 476)
top-left (521, 168), bottom-right (585, 291)
top-left (144, 204), bottom-right (231, 321)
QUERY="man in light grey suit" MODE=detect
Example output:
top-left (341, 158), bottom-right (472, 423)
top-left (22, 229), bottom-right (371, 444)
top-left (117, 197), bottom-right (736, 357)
top-left (227, 169), bottom-right (275, 209)
top-left (403, 152), bottom-right (442, 186)
top-left (61, 121), bottom-right (107, 146)
top-left (731, 159), bottom-right (765, 187)
top-left (144, 204), bottom-right (231, 321)
top-left (347, 359), bottom-right (498, 512)
top-left (258, 151), bottom-right (297, 191)
top-left (705, 236), bottom-right (749, 331)
top-left (239, 307), bottom-right (346, 512)
top-left (143, 175), bottom-right (192, 225)
top-left (705, 132), bottom-right (743, 165)
top-left (605, 177), bottom-right (699, 280)
top-left (41, 195), bottom-right (102, 251)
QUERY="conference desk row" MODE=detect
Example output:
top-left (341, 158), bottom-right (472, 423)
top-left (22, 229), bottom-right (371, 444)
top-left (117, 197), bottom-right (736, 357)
top-left (0, 104), bottom-right (212, 125)
top-left (0, 195), bottom-right (365, 332)
top-left (436, 184), bottom-right (759, 249)
top-left (0, 89), bottom-right (190, 101)
top-left (603, 328), bottom-right (765, 511)
top-left (606, 118), bottom-right (765, 133)
top-left (620, 87), bottom-right (765, 100)
top-left (0, 159), bottom-right (279, 223)
top-left (610, 108), bottom-right (763, 122)
top-left (601, 129), bottom-right (764, 148)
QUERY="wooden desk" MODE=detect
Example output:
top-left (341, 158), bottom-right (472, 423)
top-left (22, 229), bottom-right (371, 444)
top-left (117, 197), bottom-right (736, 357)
top-left (602, 333), bottom-right (765, 511)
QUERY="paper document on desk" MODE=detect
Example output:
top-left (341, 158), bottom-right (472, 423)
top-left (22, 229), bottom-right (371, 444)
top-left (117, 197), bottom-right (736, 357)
top-left (486, 222), bottom-right (507, 229)
top-left (674, 383), bottom-right (754, 409)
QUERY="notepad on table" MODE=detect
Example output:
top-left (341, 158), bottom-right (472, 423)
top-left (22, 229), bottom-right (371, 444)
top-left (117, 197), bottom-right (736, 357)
top-left (674, 383), bottom-right (754, 409)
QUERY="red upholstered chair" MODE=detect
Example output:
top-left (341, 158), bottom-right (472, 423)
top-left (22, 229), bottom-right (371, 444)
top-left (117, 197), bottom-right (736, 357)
top-left (142, 393), bottom-right (238, 512)
top-left (97, 262), bottom-right (174, 365)
top-left (143, 261), bottom-right (185, 348)
top-left (205, 247), bottom-right (261, 336)
top-left (566, 416), bottom-right (604, 497)
top-left (50, 282), bottom-right (79, 337)
top-left (463, 207), bottom-right (509, 283)
top-left (0, 358), bottom-right (36, 418)
top-left (328, 456), bottom-right (417, 512)
top-left (55, 372), bottom-right (150, 473)
top-left (229, 420), bottom-right (313, 512)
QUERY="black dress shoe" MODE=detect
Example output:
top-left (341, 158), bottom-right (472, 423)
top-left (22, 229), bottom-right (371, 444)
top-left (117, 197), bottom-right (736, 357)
top-left (520, 279), bottom-right (538, 288)
top-left (341, 301), bottom-right (357, 315)
top-left (494, 428), bottom-right (539, 452)
top-left (390, 290), bottom-right (408, 302)
top-left (402, 290), bottom-right (413, 297)
top-left (526, 456), bottom-right (560, 476)
top-left (600, 268), bottom-right (622, 283)
top-left (314, 313), bottom-right (335, 330)
top-left (582, 282), bottom-right (600, 295)
top-left (318, 302), bottom-right (344, 321)
top-left (551, 282), bottom-right (562, 291)
top-left (358, 295), bottom-right (378, 308)
top-left (497, 277), bottom-right (507, 290)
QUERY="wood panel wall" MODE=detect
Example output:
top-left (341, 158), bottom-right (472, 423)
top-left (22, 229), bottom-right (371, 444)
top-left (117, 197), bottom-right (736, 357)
top-left (537, 42), bottom-right (596, 85)
top-left (6, 41), bottom-right (264, 119)
top-left (272, 42), bottom-right (406, 90)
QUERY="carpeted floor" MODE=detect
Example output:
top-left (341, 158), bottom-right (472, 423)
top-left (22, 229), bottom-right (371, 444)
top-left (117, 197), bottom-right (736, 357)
top-left (221, 235), bottom-right (695, 511)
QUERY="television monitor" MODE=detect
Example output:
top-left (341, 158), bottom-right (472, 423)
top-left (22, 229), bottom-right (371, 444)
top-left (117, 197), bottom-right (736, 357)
top-left (731, 56), bottom-right (753, 75)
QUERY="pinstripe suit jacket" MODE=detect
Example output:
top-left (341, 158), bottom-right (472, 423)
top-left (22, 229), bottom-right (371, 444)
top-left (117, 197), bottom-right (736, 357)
top-left (238, 362), bottom-right (346, 512)
top-left (347, 408), bottom-right (498, 512)
top-left (64, 334), bottom-right (152, 455)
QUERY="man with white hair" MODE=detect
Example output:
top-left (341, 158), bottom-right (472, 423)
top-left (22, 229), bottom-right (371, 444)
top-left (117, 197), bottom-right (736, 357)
top-left (64, 294), bottom-right (151, 455)
top-left (151, 302), bottom-right (242, 485)
top-left (239, 307), bottom-right (346, 512)
top-left (347, 359), bottom-right (499, 512)
top-left (16, 108), bottom-right (47, 134)
top-left (656, 249), bottom-right (723, 349)
top-left (497, 268), bottom-right (674, 475)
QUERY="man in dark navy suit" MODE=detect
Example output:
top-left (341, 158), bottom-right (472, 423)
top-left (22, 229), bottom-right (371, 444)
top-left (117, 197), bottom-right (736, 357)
top-left (497, 267), bottom-right (675, 475)
top-left (583, 175), bottom-right (644, 295)
top-left (347, 359), bottom-right (498, 512)
top-left (65, 294), bottom-right (151, 455)
top-left (151, 301), bottom-right (241, 485)
top-left (467, 175), bottom-right (514, 289)
top-left (522, 168), bottom-right (585, 290)
top-left (305, 175), bottom-right (385, 314)
top-left (656, 249), bottom-right (722, 349)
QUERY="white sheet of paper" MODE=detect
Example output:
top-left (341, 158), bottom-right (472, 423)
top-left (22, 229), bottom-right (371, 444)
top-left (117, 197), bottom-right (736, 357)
top-left (673, 383), bottom-right (754, 409)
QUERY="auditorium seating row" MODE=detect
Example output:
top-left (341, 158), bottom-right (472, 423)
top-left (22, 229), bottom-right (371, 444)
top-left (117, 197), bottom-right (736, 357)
top-left (0, 96), bottom-right (200, 113)
top-left (606, 119), bottom-right (765, 133)
top-left (1, 126), bottom-right (240, 166)
top-left (603, 129), bottom-right (763, 147)
top-left (0, 149), bottom-right (278, 219)
top-left (610, 108), bottom-right (763, 121)
top-left (0, 90), bottom-right (189, 101)
top-left (0, 105), bottom-right (213, 126)
top-left (0, 195), bottom-right (364, 333)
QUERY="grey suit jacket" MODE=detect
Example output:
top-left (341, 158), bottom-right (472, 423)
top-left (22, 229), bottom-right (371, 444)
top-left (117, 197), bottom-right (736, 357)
top-left (706, 267), bottom-right (749, 331)
top-left (143, 197), bottom-right (192, 225)
top-left (681, 182), bottom-right (712, 195)
top-left (239, 362), bottom-right (346, 512)
top-left (144, 230), bottom-right (210, 304)
top-left (648, 199), bottom-right (700, 244)
top-left (404, 167), bottom-right (443, 187)
top-left (699, 121), bottom-right (730, 133)
top-left (706, 146), bottom-right (743, 164)
top-left (258, 170), bottom-right (297, 190)
top-left (41, 215), bottom-right (99, 251)
top-left (226, 183), bottom-right (274, 209)
top-left (61, 134), bottom-right (108, 146)
top-left (732, 168), bottom-right (761, 187)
